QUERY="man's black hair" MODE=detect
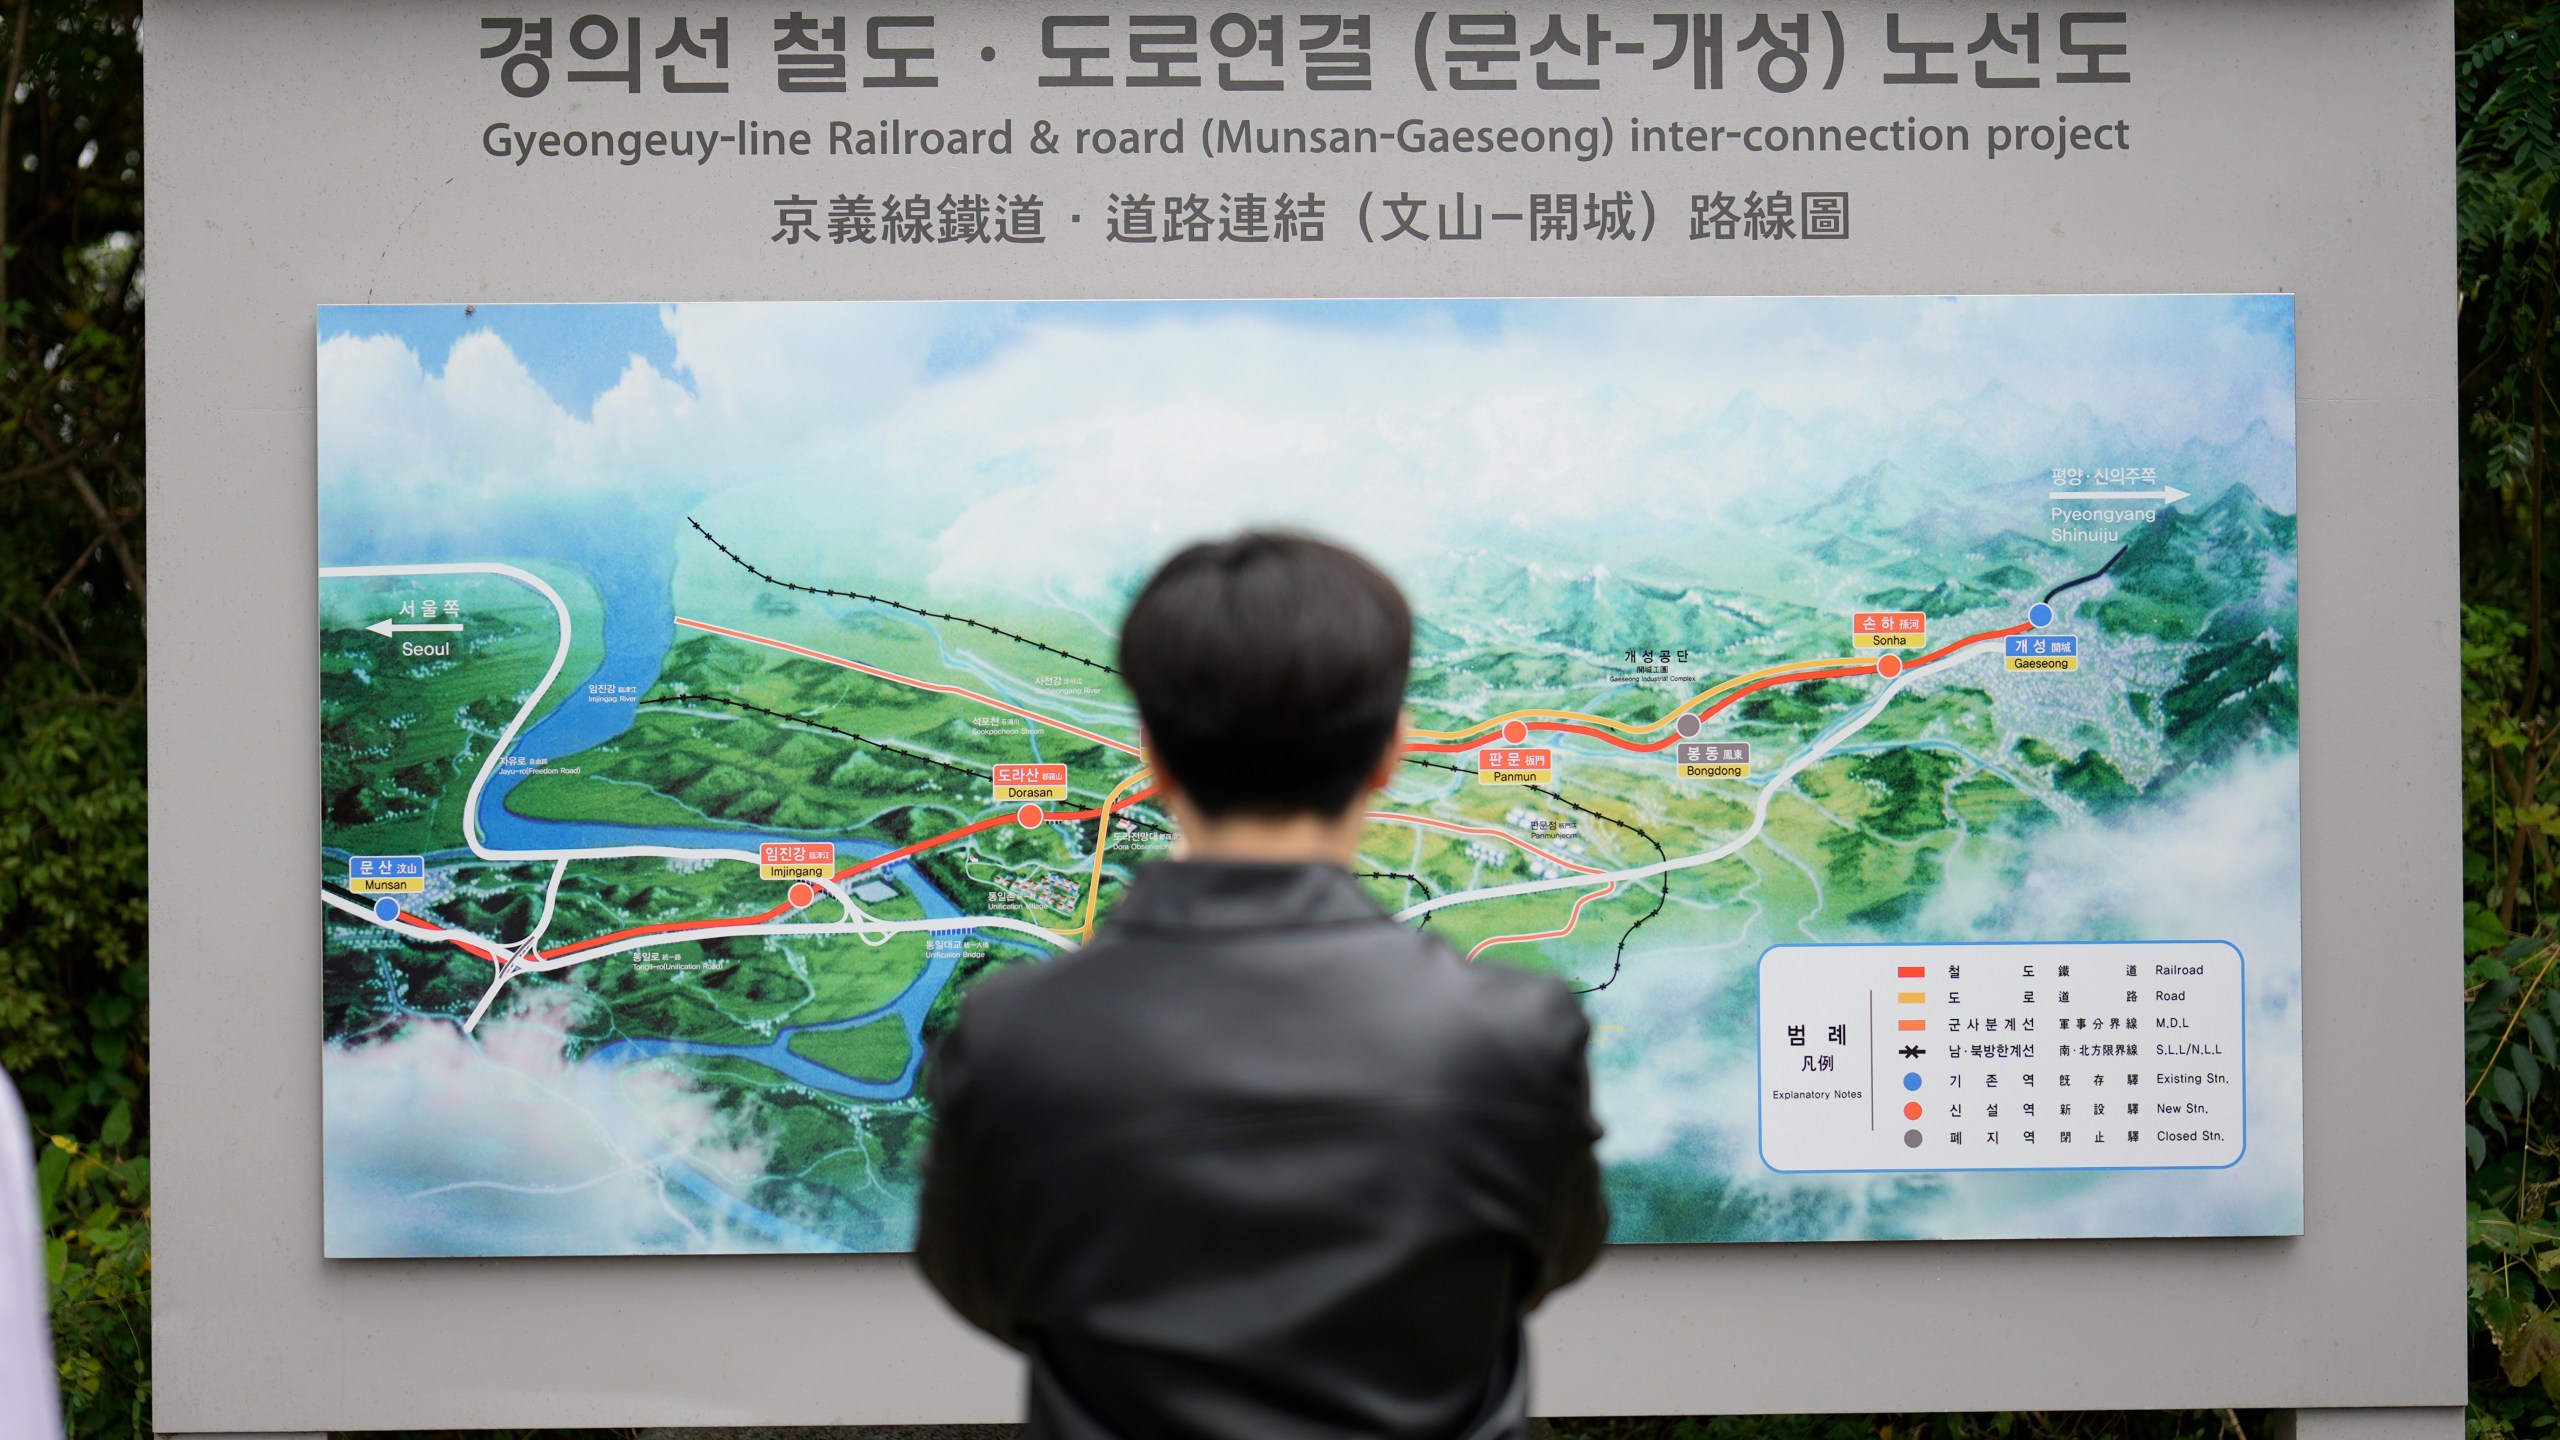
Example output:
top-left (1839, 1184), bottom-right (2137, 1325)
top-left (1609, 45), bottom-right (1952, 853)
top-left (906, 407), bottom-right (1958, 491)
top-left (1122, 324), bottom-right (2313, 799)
top-left (1119, 531), bottom-right (1412, 819)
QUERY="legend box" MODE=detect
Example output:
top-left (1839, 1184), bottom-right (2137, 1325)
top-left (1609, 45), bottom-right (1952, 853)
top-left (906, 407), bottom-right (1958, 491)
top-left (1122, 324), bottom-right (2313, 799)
top-left (1757, 941), bottom-right (2246, 1173)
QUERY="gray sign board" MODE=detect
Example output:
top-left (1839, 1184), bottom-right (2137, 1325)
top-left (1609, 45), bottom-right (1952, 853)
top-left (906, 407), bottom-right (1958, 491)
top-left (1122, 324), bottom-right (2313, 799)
top-left (146, 0), bottom-right (2459, 1428)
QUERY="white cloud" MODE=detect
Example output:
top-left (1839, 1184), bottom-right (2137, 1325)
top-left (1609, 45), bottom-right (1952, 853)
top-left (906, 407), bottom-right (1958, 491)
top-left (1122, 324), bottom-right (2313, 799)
top-left (318, 295), bottom-right (2295, 592)
top-left (323, 997), bottom-right (782, 1256)
top-left (1583, 752), bottom-right (2303, 1240)
top-left (318, 329), bottom-right (701, 516)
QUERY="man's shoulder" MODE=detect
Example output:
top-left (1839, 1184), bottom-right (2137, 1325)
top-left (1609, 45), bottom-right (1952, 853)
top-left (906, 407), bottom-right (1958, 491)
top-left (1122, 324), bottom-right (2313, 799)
top-left (953, 910), bottom-right (1586, 1081)
top-left (1411, 939), bottom-right (1592, 1088)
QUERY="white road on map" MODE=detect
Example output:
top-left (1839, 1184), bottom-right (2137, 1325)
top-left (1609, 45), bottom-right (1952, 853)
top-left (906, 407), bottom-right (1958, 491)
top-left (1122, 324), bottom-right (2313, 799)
top-left (321, 562), bottom-right (770, 865)
top-left (323, 562), bottom-right (1995, 1011)
top-left (320, 561), bottom-right (1083, 1026)
top-left (1394, 646), bottom-right (1992, 923)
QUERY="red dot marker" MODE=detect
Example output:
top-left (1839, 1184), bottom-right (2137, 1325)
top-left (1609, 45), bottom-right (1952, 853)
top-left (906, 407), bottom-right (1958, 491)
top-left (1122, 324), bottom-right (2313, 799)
top-left (1502, 720), bottom-right (1530, 744)
top-left (1877, 654), bottom-right (1904, 680)
top-left (788, 882), bottom-right (816, 909)
top-left (1903, 1100), bottom-right (1924, 1121)
top-left (1016, 803), bottom-right (1045, 828)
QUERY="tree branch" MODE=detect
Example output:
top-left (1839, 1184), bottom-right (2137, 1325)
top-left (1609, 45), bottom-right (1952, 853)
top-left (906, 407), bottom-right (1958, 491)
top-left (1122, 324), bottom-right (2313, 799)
top-left (2, 605), bottom-right (87, 689)
top-left (0, 427), bottom-right (102, 488)
top-left (61, 463), bottom-right (140, 615)
top-left (39, 525), bottom-right (106, 610)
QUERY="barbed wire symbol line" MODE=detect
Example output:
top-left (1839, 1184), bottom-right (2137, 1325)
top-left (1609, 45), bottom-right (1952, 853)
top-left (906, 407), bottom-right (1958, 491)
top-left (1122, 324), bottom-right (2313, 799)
top-left (688, 517), bottom-right (1118, 677)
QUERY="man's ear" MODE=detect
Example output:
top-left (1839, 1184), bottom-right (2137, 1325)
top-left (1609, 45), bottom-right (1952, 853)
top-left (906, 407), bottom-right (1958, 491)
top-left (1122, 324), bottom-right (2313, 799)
top-left (1140, 726), bottom-right (1186, 809)
top-left (1362, 707), bottom-right (1410, 796)
top-left (1140, 727), bottom-right (1196, 859)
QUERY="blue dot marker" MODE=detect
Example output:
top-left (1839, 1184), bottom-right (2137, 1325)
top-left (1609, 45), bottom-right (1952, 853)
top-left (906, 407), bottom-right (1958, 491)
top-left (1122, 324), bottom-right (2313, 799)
top-left (1902, 1071), bottom-right (1923, 1091)
top-left (2028, 601), bottom-right (2055, 628)
top-left (373, 896), bottom-right (401, 922)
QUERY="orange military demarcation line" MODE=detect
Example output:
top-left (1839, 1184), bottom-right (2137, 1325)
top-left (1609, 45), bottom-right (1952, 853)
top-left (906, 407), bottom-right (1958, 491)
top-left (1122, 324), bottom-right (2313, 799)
top-left (672, 615), bottom-right (1144, 756)
top-left (1365, 811), bottom-right (1609, 875)
top-left (1465, 881), bottom-right (1619, 961)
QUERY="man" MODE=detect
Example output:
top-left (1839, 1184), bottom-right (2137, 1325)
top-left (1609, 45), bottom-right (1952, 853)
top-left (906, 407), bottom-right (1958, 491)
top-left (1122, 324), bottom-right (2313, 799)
top-left (917, 531), bottom-right (1608, 1440)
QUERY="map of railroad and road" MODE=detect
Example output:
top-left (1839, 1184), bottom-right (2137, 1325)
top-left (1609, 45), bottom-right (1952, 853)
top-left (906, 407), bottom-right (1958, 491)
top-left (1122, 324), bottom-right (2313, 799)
top-left (318, 297), bottom-right (2305, 1254)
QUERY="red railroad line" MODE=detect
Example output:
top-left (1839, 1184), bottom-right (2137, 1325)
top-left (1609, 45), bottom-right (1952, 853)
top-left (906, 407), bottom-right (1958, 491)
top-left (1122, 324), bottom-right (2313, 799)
top-left (367, 787), bottom-right (1162, 968)
top-left (371, 619), bottom-right (2035, 972)
top-left (540, 786), bottom-right (1162, 960)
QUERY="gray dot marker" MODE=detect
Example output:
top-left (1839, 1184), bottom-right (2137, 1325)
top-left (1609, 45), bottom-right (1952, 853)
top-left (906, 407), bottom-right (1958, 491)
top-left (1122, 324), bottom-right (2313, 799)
top-left (1903, 1129), bottom-right (1924, 1148)
top-left (1676, 712), bottom-right (1701, 738)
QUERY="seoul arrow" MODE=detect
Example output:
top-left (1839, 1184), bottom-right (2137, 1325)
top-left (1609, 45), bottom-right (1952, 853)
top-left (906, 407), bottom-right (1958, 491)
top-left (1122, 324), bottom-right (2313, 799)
top-left (366, 618), bottom-right (464, 636)
top-left (2048, 484), bottom-right (2192, 504)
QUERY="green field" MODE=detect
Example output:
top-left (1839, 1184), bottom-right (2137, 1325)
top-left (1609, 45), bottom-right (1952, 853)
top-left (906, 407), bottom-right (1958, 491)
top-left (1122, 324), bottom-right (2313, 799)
top-left (318, 568), bottom-right (601, 859)
top-left (787, 1018), bottom-right (913, 1084)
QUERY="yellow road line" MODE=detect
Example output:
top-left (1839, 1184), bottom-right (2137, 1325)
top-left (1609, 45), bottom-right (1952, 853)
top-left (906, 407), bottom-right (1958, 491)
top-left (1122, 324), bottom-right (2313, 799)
top-left (1073, 768), bottom-right (1156, 940)
top-left (1056, 653), bottom-right (1854, 933)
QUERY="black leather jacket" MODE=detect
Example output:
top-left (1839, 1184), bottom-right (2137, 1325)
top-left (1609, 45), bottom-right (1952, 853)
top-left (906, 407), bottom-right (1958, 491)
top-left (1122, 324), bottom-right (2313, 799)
top-left (917, 860), bottom-right (1608, 1440)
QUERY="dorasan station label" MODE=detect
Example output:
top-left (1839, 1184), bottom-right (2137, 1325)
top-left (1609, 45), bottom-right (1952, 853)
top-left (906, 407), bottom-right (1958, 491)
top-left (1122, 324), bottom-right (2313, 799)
top-left (993, 763), bottom-right (1069, 802)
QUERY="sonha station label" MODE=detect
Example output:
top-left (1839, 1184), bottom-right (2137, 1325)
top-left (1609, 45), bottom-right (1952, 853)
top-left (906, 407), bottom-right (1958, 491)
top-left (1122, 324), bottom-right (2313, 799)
top-left (1853, 611), bottom-right (1928, 648)
top-left (759, 841), bottom-right (835, 881)
top-left (1478, 747), bottom-right (1555, 784)
top-left (1676, 741), bottom-right (1750, 779)
top-left (993, 763), bottom-right (1068, 802)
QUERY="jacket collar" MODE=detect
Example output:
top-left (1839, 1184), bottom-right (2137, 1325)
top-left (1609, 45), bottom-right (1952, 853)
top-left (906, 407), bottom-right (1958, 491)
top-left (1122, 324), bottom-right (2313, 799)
top-left (1109, 860), bottom-right (1389, 931)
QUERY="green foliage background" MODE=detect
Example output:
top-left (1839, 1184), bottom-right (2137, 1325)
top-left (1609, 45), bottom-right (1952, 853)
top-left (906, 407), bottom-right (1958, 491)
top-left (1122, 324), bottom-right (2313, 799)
top-left (2463, 0), bottom-right (2560, 1433)
top-left (0, 1), bottom-right (146, 1436)
top-left (0, 3), bottom-right (2515, 1437)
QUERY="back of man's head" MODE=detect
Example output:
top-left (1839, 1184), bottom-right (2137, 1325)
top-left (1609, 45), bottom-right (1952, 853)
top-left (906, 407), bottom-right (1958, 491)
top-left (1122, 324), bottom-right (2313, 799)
top-left (1119, 532), bottom-right (1412, 819)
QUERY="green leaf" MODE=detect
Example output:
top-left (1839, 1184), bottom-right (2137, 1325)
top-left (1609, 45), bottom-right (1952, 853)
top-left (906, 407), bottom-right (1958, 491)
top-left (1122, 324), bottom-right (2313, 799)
top-left (2498, 1066), bottom-right (2526, 1116)
top-left (2475, 1123), bottom-right (2492, 1169)
top-left (2475, 903), bottom-right (2518, 954)
top-left (32, 1145), bottom-right (65, 1225)
top-left (2494, 1305), bottom-right (2560, 1388)
top-left (97, 1099), bottom-right (129, 1150)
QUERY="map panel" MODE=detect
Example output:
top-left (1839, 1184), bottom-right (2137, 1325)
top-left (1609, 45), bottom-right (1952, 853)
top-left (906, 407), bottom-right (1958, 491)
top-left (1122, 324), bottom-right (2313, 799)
top-left (316, 296), bottom-right (2303, 1255)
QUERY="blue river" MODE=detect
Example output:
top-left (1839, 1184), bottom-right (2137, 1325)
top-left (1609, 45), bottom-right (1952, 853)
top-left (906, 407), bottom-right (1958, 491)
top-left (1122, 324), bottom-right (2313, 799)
top-left (328, 506), bottom-right (1021, 1248)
